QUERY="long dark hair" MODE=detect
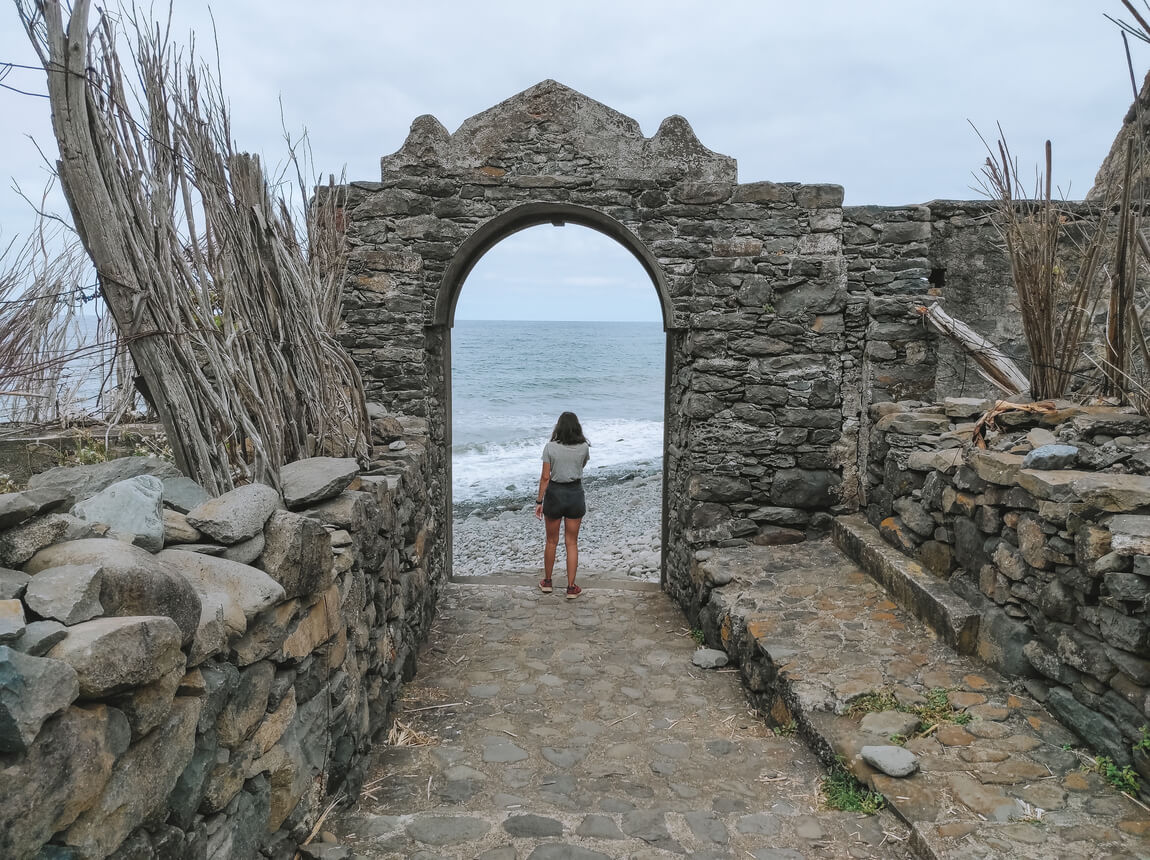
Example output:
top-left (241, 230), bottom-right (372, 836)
top-left (551, 411), bottom-right (588, 446)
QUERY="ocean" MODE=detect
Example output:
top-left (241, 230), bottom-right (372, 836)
top-left (451, 319), bottom-right (665, 507)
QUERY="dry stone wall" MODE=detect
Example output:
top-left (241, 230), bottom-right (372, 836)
top-left (866, 398), bottom-right (1150, 776)
top-left (0, 415), bottom-right (441, 860)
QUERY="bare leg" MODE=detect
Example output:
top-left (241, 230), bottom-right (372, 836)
top-left (563, 517), bottom-right (582, 587)
top-left (544, 516), bottom-right (561, 580)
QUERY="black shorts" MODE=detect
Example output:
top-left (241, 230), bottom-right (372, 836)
top-left (543, 480), bottom-right (586, 520)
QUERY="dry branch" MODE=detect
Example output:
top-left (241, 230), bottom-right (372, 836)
top-left (972, 126), bottom-right (1109, 400)
top-left (917, 303), bottom-right (1029, 396)
top-left (14, 0), bottom-right (369, 492)
top-left (0, 214), bottom-right (134, 423)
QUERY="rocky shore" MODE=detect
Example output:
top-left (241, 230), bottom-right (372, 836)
top-left (452, 471), bottom-right (662, 580)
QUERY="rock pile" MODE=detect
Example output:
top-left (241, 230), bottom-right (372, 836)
top-left (0, 435), bottom-right (439, 859)
top-left (867, 397), bottom-right (1150, 780)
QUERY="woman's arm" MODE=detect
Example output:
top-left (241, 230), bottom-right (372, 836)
top-left (534, 462), bottom-right (551, 520)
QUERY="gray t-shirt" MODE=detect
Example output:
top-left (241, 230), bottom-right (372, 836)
top-left (543, 440), bottom-right (590, 483)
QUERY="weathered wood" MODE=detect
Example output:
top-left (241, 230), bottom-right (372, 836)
top-left (16, 0), bottom-right (370, 492)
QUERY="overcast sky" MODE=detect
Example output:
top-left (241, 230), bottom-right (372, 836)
top-left (0, 1), bottom-right (1143, 322)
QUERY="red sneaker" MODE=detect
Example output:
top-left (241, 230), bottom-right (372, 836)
top-left (539, 578), bottom-right (553, 594)
top-left (565, 584), bottom-right (582, 600)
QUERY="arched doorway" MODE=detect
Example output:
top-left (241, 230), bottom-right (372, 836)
top-left (337, 80), bottom-right (852, 612)
top-left (442, 211), bottom-right (670, 586)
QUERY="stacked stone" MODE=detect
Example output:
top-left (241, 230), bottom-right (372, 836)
top-left (866, 397), bottom-right (1150, 780)
top-left (842, 205), bottom-right (937, 404)
top-left (0, 423), bottom-right (439, 859)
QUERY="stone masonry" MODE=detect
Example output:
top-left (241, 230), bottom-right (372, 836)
top-left (337, 79), bottom-right (857, 612)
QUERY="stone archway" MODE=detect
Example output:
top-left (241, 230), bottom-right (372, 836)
top-left (338, 80), bottom-right (854, 607)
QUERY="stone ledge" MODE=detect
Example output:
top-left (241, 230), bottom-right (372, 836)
top-left (832, 514), bottom-right (979, 654)
top-left (698, 540), bottom-right (1150, 860)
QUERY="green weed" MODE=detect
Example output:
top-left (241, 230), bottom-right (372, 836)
top-left (690, 628), bottom-right (705, 646)
top-left (1135, 726), bottom-right (1150, 755)
top-left (845, 687), bottom-right (971, 734)
top-left (1095, 756), bottom-right (1140, 794)
top-left (844, 690), bottom-right (900, 718)
top-left (821, 763), bottom-right (885, 814)
top-left (774, 720), bottom-right (797, 737)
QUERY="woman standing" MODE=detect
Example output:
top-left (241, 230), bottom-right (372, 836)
top-left (534, 411), bottom-right (590, 599)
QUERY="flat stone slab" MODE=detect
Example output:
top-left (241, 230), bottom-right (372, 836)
top-left (279, 458), bottom-right (359, 509)
top-left (1109, 515), bottom-right (1150, 556)
top-left (27, 457), bottom-right (180, 502)
top-left (833, 514), bottom-right (979, 654)
top-left (970, 451), bottom-right (1024, 486)
top-left (406, 814), bottom-right (490, 845)
top-left (907, 449), bottom-right (963, 474)
top-left (1019, 469), bottom-right (1150, 511)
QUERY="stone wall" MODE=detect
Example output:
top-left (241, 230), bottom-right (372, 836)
top-left (0, 416), bottom-right (442, 859)
top-left (336, 80), bottom-right (858, 611)
top-left (866, 398), bottom-right (1150, 776)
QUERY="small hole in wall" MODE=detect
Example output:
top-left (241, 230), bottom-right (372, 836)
top-left (929, 268), bottom-right (946, 287)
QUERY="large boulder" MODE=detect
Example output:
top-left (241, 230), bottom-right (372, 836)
top-left (280, 457), bottom-right (360, 509)
top-left (186, 483), bottom-right (282, 544)
top-left (22, 564), bottom-right (104, 625)
top-left (47, 615), bottom-right (184, 698)
top-left (157, 549), bottom-right (286, 638)
top-left (25, 539), bottom-right (201, 645)
top-left (27, 457), bottom-right (180, 503)
top-left (71, 475), bottom-right (165, 552)
top-left (0, 646), bottom-right (80, 753)
top-left (0, 704), bottom-right (128, 860)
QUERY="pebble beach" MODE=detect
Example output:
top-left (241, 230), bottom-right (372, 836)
top-left (451, 470), bottom-right (662, 580)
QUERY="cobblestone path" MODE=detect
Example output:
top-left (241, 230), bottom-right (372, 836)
top-left (333, 580), bottom-right (914, 859)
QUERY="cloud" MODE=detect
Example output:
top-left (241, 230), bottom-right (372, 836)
top-left (0, 0), bottom-right (1140, 318)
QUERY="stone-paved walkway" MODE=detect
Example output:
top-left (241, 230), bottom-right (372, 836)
top-left (333, 579), bottom-right (915, 859)
top-left (698, 537), bottom-right (1150, 860)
